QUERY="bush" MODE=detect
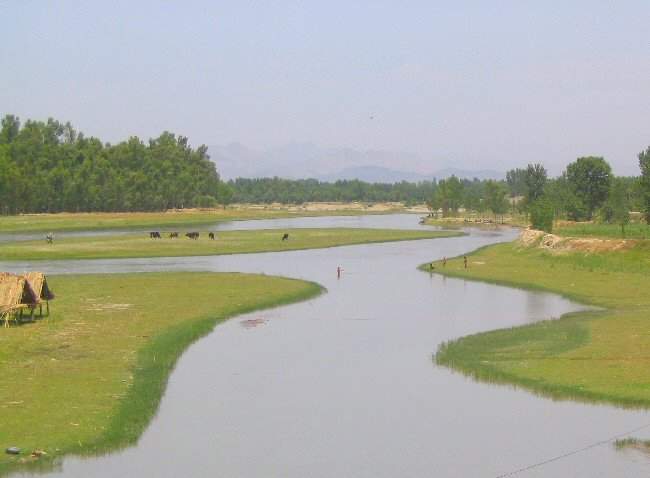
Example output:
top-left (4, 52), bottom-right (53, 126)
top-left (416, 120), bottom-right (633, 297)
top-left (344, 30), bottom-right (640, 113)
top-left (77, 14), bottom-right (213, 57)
top-left (530, 198), bottom-right (554, 232)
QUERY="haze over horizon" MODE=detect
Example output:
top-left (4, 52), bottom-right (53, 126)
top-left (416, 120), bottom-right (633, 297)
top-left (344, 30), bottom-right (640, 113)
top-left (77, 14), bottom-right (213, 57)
top-left (1, 1), bottom-right (648, 177)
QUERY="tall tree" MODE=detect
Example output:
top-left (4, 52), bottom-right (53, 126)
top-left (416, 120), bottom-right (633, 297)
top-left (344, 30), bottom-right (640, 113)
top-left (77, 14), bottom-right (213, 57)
top-left (484, 180), bottom-right (509, 219)
top-left (435, 175), bottom-right (464, 217)
top-left (524, 163), bottom-right (547, 205)
top-left (0, 115), bottom-right (20, 144)
top-left (506, 168), bottom-right (527, 197)
top-left (565, 156), bottom-right (612, 220)
top-left (216, 182), bottom-right (234, 209)
top-left (639, 146), bottom-right (650, 224)
top-left (604, 177), bottom-right (631, 236)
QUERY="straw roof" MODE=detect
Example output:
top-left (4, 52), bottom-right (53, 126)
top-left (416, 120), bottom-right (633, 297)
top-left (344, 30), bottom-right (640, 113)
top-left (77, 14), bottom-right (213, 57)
top-left (23, 272), bottom-right (55, 301)
top-left (0, 273), bottom-right (38, 312)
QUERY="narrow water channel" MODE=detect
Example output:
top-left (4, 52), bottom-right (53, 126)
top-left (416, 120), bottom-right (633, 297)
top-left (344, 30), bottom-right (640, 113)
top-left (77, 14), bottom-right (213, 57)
top-left (3, 215), bottom-right (650, 477)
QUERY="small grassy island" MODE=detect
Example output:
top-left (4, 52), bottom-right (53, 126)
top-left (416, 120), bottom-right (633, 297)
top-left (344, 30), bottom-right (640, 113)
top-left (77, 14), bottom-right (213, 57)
top-left (0, 228), bottom-right (461, 261)
top-left (0, 208), bottom-right (404, 235)
top-left (0, 272), bottom-right (322, 473)
top-left (426, 233), bottom-right (650, 408)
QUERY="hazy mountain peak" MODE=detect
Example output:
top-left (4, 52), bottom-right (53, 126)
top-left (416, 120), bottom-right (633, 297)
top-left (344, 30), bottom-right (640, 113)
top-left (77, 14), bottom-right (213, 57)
top-left (209, 143), bottom-right (503, 182)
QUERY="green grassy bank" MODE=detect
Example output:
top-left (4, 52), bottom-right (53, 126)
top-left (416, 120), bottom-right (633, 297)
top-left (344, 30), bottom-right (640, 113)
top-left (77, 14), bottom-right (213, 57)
top-left (0, 228), bottom-right (461, 261)
top-left (554, 222), bottom-right (650, 240)
top-left (0, 208), bottom-right (402, 234)
top-left (0, 272), bottom-right (322, 474)
top-left (423, 240), bottom-right (650, 408)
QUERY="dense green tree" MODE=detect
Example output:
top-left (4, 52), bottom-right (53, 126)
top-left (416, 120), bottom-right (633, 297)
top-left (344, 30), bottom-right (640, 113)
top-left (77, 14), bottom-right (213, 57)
top-left (461, 179), bottom-right (484, 213)
top-left (0, 115), bottom-right (21, 144)
top-left (524, 163), bottom-right (547, 205)
top-left (565, 157), bottom-right (612, 220)
top-left (529, 197), bottom-right (554, 232)
top-left (0, 114), bottom-right (220, 213)
top-left (216, 182), bottom-right (234, 209)
top-left (506, 168), bottom-right (527, 197)
top-left (602, 178), bottom-right (631, 236)
top-left (435, 175), bottom-right (464, 217)
top-left (484, 180), bottom-right (509, 219)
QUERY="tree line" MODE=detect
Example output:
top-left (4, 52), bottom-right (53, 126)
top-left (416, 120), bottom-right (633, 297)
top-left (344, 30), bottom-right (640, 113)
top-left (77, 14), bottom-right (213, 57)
top-left (505, 155), bottom-right (649, 233)
top-left (1, 115), bottom-right (649, 231)
top-left (0, 115), bottom-right (223, 214)
top-left (227, 177), bottom-right (437, 205)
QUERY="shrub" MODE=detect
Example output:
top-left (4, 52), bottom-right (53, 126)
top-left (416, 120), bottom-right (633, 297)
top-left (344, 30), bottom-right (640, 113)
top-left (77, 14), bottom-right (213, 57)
top-left (530, 198), bottom-right (554, 232)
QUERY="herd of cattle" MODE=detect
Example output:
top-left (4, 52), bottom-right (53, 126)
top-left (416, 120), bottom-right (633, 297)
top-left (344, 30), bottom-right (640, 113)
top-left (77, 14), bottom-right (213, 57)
top-left (149, 231), bottom-right (290, 241)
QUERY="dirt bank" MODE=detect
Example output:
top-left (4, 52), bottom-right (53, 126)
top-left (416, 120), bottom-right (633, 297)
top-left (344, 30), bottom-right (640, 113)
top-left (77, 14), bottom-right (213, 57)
top-left (518, 228), bottom-right (637, 253)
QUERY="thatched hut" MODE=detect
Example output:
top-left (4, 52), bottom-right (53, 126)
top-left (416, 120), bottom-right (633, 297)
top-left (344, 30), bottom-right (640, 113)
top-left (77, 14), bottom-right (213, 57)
top-left (0, 273), bottom-right (39, 327)
top-left (23, 272), bottom-right (55, 316)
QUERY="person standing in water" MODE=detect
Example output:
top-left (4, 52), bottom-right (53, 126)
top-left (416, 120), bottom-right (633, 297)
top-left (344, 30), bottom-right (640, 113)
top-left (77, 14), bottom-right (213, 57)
top-left (337, 266), bottom-right (342, 279)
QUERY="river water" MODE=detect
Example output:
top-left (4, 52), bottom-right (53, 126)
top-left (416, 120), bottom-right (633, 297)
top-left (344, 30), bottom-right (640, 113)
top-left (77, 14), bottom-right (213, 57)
top-left (4, 214), bottom-right (650, 477)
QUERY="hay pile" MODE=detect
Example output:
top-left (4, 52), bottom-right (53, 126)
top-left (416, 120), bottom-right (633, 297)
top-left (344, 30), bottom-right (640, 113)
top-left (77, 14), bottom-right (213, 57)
top-left (23, 272), bottom-right (55, 301)
top-left (0, 272), bottom-right (52, 326)
top-left (0, 273), bottom-right (37, 315)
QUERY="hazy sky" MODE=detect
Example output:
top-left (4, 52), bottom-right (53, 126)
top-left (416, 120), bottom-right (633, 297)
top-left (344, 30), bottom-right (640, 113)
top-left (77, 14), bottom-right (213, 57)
top-left (1, 1), bottom-right (648, 175)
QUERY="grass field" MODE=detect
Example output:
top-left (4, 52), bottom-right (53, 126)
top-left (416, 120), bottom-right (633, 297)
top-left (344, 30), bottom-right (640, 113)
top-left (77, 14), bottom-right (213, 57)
top-left (0, 208), bottom-right (402, 234)
top-left (0, 272), bottom-right (322, 473)
top-left (0, 228), bottom-right (461, 261)
top-left (425, 240), bottom-right (650, 408)
top-left (555, 221), bottom-right (650, 240)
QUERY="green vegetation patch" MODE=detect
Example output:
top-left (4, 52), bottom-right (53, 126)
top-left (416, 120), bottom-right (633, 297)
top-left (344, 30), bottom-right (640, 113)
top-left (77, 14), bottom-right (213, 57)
top-left (0, 228), bottom-right (462, 261)
top-left (0, 209), bottom-right (389, 234)
top-left (555, 222), bottom-right (650, 240)
top-left (0, 272), bottom-right (322, 473)
top-left (424, 241), bottom-right (650, 408)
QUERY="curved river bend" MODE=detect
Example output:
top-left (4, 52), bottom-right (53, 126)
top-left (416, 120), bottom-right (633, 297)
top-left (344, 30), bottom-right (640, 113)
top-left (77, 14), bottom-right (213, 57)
top-left (3, 215), bottom-right (650, 477)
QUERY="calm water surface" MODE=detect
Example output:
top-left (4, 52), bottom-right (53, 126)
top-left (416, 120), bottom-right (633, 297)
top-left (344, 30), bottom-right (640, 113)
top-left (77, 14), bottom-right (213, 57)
top-left (4, 215), bottom-right (650, 477)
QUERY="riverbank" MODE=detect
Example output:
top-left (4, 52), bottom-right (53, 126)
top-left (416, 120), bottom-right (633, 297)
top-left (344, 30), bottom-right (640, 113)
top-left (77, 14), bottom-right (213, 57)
top-left (423, 214), bottom-right (529, 228)
top-left (0, 272), bottom-right (322, 474)
top-left (424, 238), bottom-right (650, 408)
top-left (0, 228), bottom-right (461, 261)
top-left (0, 204), bottom-right (408, 234)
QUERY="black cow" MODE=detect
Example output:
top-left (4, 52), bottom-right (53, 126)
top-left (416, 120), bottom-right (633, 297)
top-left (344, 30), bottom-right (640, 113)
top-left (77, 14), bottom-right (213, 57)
top-left (208, 232), bottom-right (215, 240)
top-left (185, 232), bottom-right (200, 240)
top-left (150, 231), bottom-right (161, 239)
top-left (169, 232), bottom-right (179, 239)
top-left (282, 233), bottom-right (289, 241)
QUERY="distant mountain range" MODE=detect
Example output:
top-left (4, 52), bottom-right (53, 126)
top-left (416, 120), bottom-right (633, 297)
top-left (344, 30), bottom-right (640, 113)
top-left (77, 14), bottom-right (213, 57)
top-left (208, 142), bottom-right (503, 183)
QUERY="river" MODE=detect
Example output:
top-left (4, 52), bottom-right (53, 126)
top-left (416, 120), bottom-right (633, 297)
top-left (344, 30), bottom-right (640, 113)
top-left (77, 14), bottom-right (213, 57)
top-left (3, 214), bottom-right (650, 477)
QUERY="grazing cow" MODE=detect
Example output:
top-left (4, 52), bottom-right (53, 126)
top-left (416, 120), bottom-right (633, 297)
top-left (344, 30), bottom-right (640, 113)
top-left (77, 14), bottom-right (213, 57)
top-left (150, 231), bottom-right (161, 239)
top-left (169, 232), bottom-right (179, 239)
top-left (208, 232), bottom-right (215, 240)
top-left (185, 232), bottom-right (200, 240)
top-left (282, 233), bottom-right (289, 241)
